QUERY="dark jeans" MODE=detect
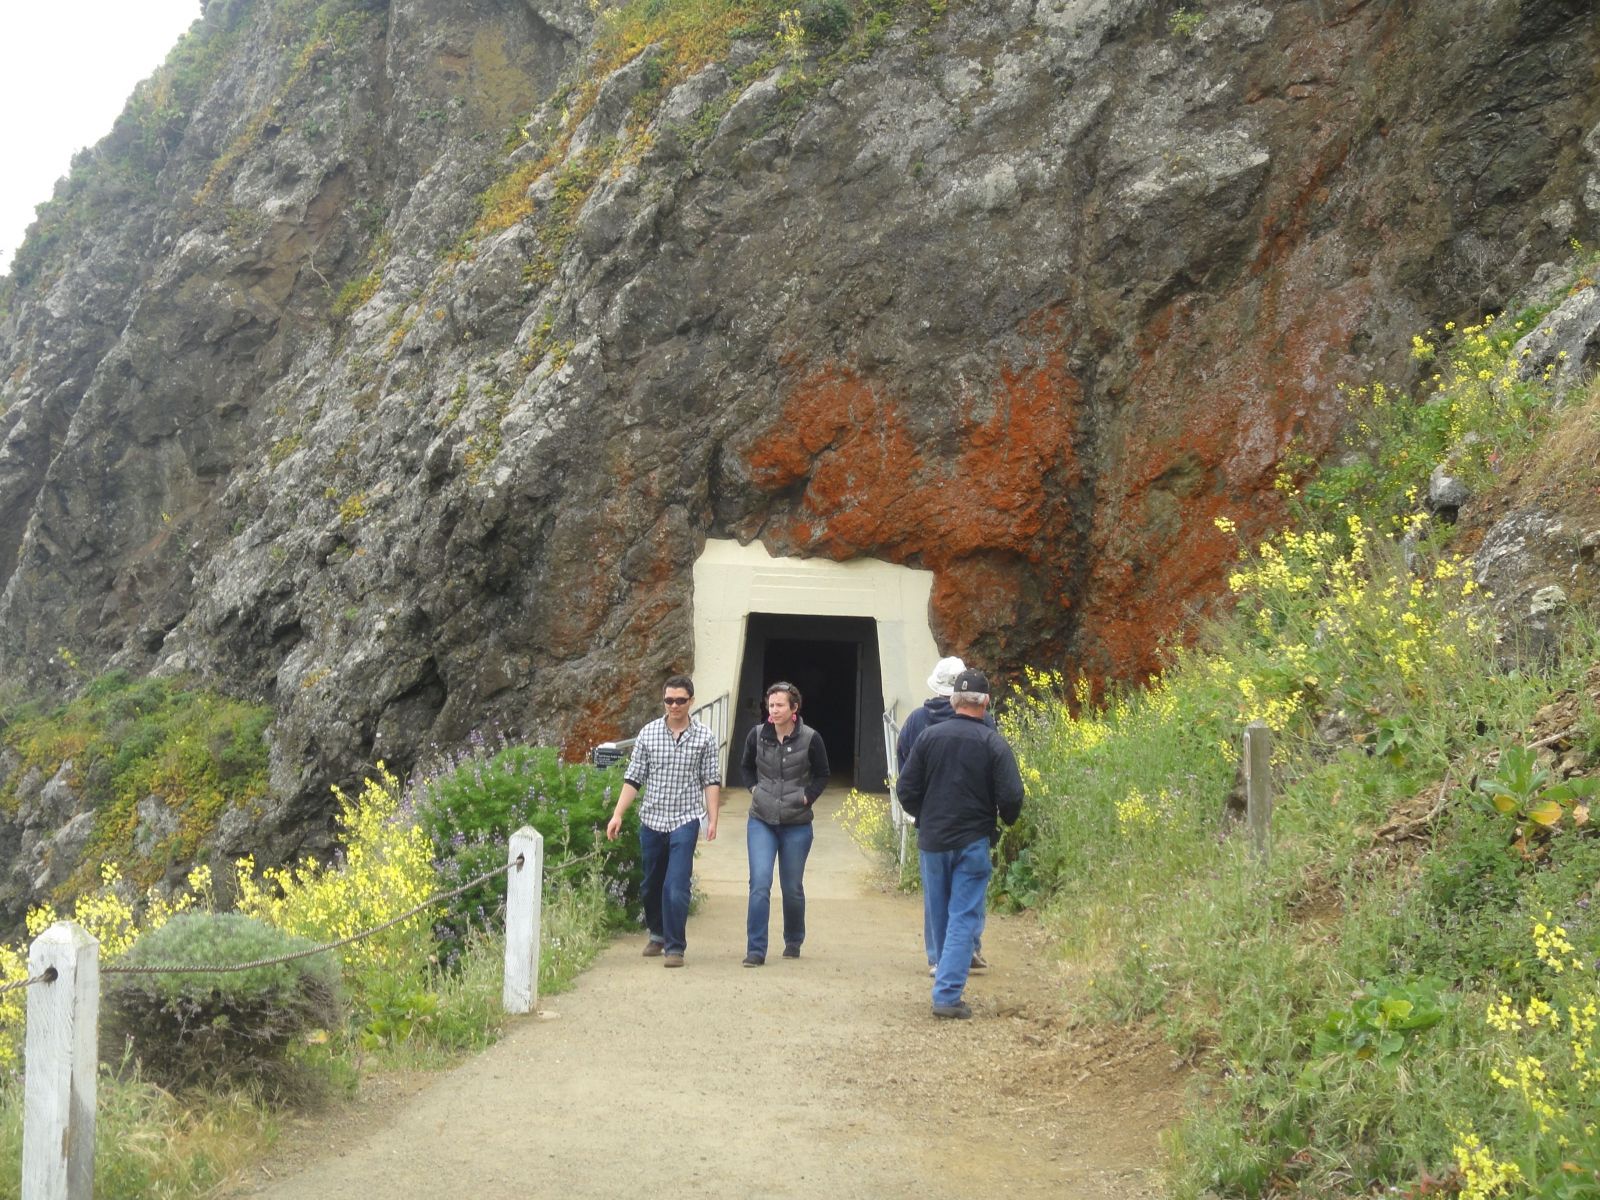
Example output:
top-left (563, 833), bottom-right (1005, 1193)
top-left (640, 819), bottom-right (699, 955)
top-left (746, 816), bottom-right (814, 957)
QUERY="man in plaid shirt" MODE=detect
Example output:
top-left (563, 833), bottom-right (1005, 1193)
top-left (605, 674), bottom-right (722, 967)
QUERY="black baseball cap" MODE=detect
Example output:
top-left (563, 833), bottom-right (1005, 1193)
top-left (953, 668), bottom-right (990, 695)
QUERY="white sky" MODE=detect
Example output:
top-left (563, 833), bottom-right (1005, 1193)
top-left (1, 0), bottom-right (201, 274)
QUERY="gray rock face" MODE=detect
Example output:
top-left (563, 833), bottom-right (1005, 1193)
top-left (3, 0), bottom-right (1600, 893)
top-left (1429, 465), bottom-right (1472, 521)
top-left (1473, 507), bottom-right (1598, 668)
top-left (0, 760), bottom-right (84, 918)
top-left (1474, 509), bottom-right (1582, 605)
top-left (1514, 285), bottom-right (1600, 398)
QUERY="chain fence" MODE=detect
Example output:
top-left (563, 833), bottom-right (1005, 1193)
top-left (6, 835), bottom-right (615, 988)
top-left (98, 853), bottom-right (526, 978)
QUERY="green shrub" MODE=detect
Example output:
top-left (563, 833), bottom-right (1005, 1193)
top-left (331, 271), bottom-right (381, 319)
top-left (412, 742), bottom-right (640, 964)
top-left (105, 913), bottom-right (342, 1092)
top-left (1167, 6), bottom-right (1205, 38)
top-left (801, 0), bottom-right (854, 42)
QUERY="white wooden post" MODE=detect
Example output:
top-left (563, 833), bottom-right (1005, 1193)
top-left (23, 921), bottom-right (98, 1200)
top-left (1243, 720), bottom-right (1273, 866)
top-left (503, 826), bottom-right (544, 1014)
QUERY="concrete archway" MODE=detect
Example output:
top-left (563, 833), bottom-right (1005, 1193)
top-left (692, 539), bottom-right (940, 790)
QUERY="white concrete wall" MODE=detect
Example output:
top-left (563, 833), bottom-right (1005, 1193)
top-left (691, 539), bottom-right (940, 723)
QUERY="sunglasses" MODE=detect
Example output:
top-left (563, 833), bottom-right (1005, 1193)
top-left (662, 697), bottom-right (690, 706)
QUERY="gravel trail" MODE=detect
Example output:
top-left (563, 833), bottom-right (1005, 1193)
top-left (230, 789), bottom-right (1181, 1199)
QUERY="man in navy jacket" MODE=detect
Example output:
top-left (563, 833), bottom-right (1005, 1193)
top-left (897, 655), bottom-right (997, 972)
top-left (896, 668), bottom-right (1024, 1020)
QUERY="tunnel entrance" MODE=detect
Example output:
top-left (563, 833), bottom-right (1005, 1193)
top-left (730, 614), bottom-right (886, 790)
top-left (692, 539), bottom-right (941, 796)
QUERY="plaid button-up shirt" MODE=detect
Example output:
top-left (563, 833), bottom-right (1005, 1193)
top-left (624, 716), bottom-right (722, 832)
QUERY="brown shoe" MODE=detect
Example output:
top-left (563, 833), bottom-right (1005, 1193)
top-left (663, 953), bottom-right (685, 968)
top-left (642, 940), bottom-right (664, 957)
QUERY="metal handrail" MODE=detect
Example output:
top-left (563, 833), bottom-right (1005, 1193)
top-left (882, 703), bottom-right (910, 871)
top-left (692, 692), bottom-right (731, 756)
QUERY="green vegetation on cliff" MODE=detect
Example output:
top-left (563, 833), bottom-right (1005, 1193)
top-left (992, 294), bottom-right (1600, 1195)
top-left (2, 669), bottom-right (273, 893)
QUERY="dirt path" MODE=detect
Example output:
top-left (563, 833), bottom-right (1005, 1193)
top-left (229, 789), bottom-right (1184, 1198)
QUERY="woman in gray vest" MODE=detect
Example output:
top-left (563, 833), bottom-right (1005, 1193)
top-left (739, 681), bottom-right (830, 966)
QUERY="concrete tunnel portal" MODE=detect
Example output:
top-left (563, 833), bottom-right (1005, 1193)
top-left (692, 539), bottom-right (942, 791)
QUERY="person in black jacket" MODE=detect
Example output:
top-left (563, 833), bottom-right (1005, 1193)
top-left (897, 655), bottom-right (997, 975)
top-left (739, 681), bottom-right (830, 966)
top-left (896, 668), bottom-right (1023, 1020)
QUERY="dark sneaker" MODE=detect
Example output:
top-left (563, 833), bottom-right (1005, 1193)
top-left (969, 950), bottom-right (989, 971)
top-left (663, 953), bottom-right (685, 968)
top-left (931, 1000), bottom-right (972, 1020)
top-left (782, 944), bottom-right (801, 959)
top-left (642, 940), bottom-right (664, 957)
top-left (742, 953), bottom-right (765, 967)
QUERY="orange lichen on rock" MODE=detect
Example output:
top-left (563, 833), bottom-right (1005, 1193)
top-left (745, 314), bottom-right (1084, 657)
top-left (1076, 275), bottom-right (1374, 682)
top-left (561, 696), bottom-right (623, 763)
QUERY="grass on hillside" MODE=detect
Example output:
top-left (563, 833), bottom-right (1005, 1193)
top-left (1, 670), bottom-right (273, 896)
top-left (987, 294), bottom-right (1600, 1197)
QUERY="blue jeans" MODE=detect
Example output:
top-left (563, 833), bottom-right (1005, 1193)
top-left (640, 819), bottom-right (699, 955)
top-left (925, 903), bottom-right (984, 965)
top-left (746, 817), bottom-right (813, 957)
top-left (921, 838), bottom-right (993, 1007)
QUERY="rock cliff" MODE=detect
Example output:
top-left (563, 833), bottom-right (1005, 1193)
top-left (2, 0), bottom-right (1599, 867)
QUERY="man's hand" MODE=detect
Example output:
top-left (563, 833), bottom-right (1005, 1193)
top-left (607, 784), bottom-right (638, 841)
top-left (705, 813), bottom-right (718, 841)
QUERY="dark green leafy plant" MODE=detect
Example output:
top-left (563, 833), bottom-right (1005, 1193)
top-left (412, 742), bottom-right (640, 964)
top-left (104, 913), bottom-right (342, 1092)
top-left (359, 972), bottom-right (440, 1050)
top-left (1310, 978), bottom-right (1454, 1068)
top-left (1475, 744), bottom-right (1597, 856)
top-left (1370, 716), bottom-right (1417, 765)
top-left (992, 846), bottom-right (1044, 912)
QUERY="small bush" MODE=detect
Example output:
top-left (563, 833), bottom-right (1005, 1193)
top-left (331, 271), bottom-right (381, 319)
top-left (838, 788), bottom-right (896, 865)
top-left (412, 742), bottom-right (639, 963)
top-left (801, 0), bottom-right (854, 43)
top-left (105, 913), bottom-right (342, 1092)
top-left (1168, 6), bottom-right (1204, 38)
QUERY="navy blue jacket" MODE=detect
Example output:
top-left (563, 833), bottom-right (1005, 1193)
top-left (896, 712), bottom-right (1024, 852)
top-left (896, 696), bottom-right (996, 773)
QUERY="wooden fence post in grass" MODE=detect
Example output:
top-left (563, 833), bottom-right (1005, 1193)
top-left (23, 921), bottom-right (98, 1200)
top-left (1243, 720), bottom-right (1273, 866)
top-left (503, 826), bottom-right (544, 1014)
